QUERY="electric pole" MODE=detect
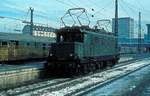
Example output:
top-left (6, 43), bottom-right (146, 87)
top-left (138, 12), bottom-right (141, 53)
top-left (115, 0), bottom-right (118, 50)
top-left (30, 7), bottom-right (34, 35)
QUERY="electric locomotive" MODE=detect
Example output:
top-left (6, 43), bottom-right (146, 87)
top-left (45, 8), bottom-right (119, 76)
top-left (45, 26), bottom-right (119, 76)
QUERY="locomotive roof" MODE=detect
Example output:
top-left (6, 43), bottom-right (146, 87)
top-left (57, 26), bottom-right (115, 36)
top-left (0, 32), bottom-right (55, 43)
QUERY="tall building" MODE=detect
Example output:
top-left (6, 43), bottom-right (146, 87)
top-left (146, 24), bottom-right (150, 40)
top-left (112, 17), bottom-right (134, 39)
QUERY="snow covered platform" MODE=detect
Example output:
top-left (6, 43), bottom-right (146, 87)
top-left (83, 62), bottom-right (150, 96)
top-left (119, 53), bottom-right (150, 63)
top-left (0, 62), bottom-right (44, 90)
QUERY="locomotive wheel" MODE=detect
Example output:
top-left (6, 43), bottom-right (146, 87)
top-left (111, 60), bottom-right (116, 67)
top-left (80, 64), bottom-right (84, 74)
top-left (68, 63), bottom-right (74, 76)
top-left (91, 62), bottom-right (95, 72)
top-left (81, 63), bottom-right (87, 74)
top-left (96, 62), bottom-right (100, 69)
top-left (100, 61), bottom-right (104, 69)
top-left (73, 63), bottom-right (77, 75)
top-left (98, 62), bottom-right (102, 69)
top-left (74, 63), bottom-right (80, 75)
top-left (84, 63), bottom-right (88, 74)
top-left (69, 62), bottom-right (77, 76)
top-left (78, 64), bottom-right (82, 75)
top-left (88, 63), bottom-right (92, 72)
top-left (93, 62), bottom-right (96, 71)
top-left (107, 61), bottom-right (112, 68)
top-left (103, 61), bottom-right (107, 69)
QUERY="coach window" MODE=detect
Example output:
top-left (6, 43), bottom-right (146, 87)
top-left (34, 42), bottom-right (37, 48)
top-left (11, 41), bottom-right (19, 46)
top-left (27, 43), bottom-right (30, 46)
top-left (16, 41), bottom-right (19, 46)
top-left (2, 41), bottom-right (7, 46)
top-left (43, 43), bottom-right (46, 50)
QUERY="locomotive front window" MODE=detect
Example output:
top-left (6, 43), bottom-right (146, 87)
top-left (57, 32), bottom-right (83, 42)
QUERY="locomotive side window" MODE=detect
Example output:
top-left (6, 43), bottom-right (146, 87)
top-left (57, 32), bottom-right (83, 42)
top-left (74, 33), bottom-right (84, 42)
top-left (60, 35), bottom-right (64, 42)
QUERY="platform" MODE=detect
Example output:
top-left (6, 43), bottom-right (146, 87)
top-left (0, 62), bottom-right (44, 90)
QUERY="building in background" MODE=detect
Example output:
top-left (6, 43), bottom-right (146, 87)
top-left (112, 17), bottom-right (150, 54)
top-left (22, 25), bottom-right (56, 38)
top-left (146, 24), bottom-right (150, 40)
top-left (112, 17), bottom-right (134, 39)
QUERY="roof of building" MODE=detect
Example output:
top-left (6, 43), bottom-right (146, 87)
top-left (22, 25), bottom-right (57, 35)
top-left (0, 32), bottom-right (56, 43)
top-left (112, 17), bottom-right (134, 20)
top-left (146, 24), bottom-right (150, 26)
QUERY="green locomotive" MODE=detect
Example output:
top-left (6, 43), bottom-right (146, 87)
top-left (45, 26), bottom-right (119, 76)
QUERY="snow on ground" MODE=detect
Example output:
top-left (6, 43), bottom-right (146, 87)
top-left (84, 64), bottom-right (150, 96)
top-left (119, 57), bottom-right (133, 62)
top-left (19, 57), bottom-right (150, 96)
top-left (2, 78), bottom-right (69, 95)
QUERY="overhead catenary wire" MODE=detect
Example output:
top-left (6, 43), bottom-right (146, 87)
top-left (55, 0), bottom-right (74, 8)
top-left (23, 8), bottom-right (30, 22)
top-left (119, 0), bottom-right (131, 17)
top-left (87, 0), bottom-right (113, 18)
top-left (69, 0), bottom-right (80, 8)
top-left (121, 0), bottom-right (149, 29)
top-left (1, 0), bottom-right (150, 31)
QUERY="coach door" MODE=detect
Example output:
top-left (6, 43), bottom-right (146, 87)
top-left (8, 41), bottom-right (19, 60)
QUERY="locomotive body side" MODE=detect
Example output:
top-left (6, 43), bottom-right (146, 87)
top-left (82, 29), bottom-right (119, 63)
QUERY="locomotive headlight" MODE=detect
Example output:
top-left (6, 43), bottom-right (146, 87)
top-left (69, 53), bottom-right (73, 57)
top-left (49, 53), bottom-right (53, 56)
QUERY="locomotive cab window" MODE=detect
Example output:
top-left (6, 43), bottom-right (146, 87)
top-left (57, 32), bottom-right (84, 42)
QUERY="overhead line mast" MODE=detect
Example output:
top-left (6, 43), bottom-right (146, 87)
top-left (115, 0), bottom-right (118, 49)
top-left (30, 7), bottom-right (34, 35)
top-left (115, 0), bottom-right (118, 37)
top-left (138, 12), bottom-right (141, 53)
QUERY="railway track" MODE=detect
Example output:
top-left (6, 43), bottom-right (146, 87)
top-left (0, 57), bottom-right (149, 96)
top-left (73, 60), bottom-right (150, 96)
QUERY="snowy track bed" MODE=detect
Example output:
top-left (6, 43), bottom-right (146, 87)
top-left (0, 78), bottom-right (70, 96)
top-left (1, 57), bottom-right (150, 96)
top-left (46, 58), bottom-right (150, 96)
